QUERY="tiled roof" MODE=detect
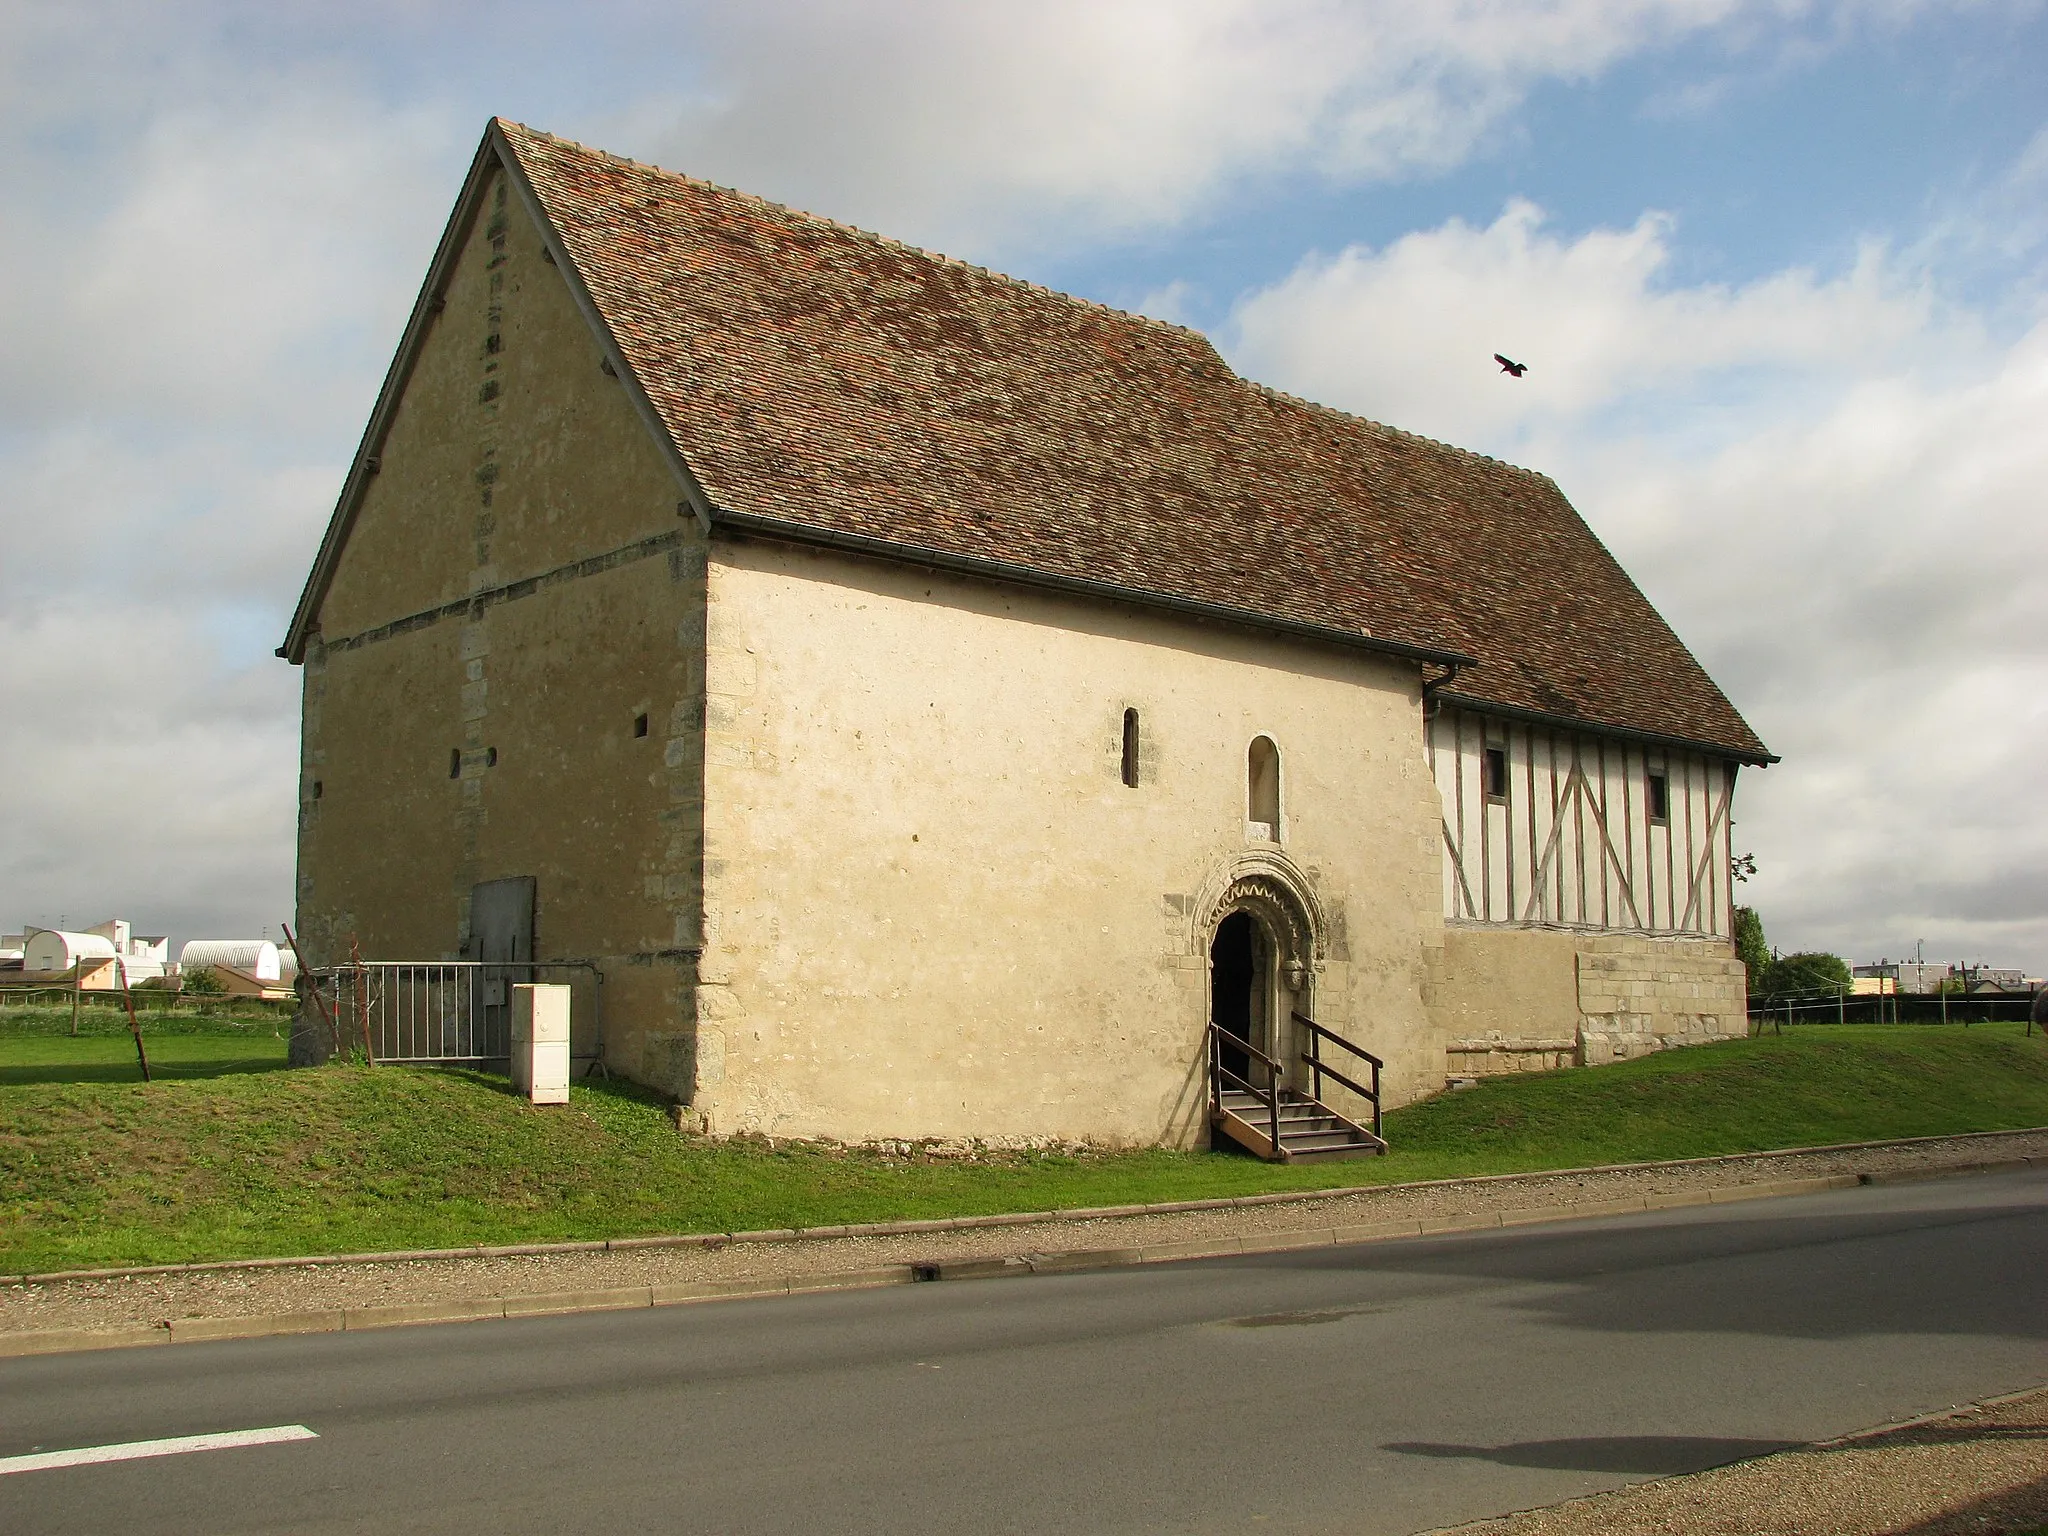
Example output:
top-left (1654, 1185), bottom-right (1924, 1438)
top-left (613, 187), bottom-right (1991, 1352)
top-left (497, 120), bottom-right (1769, 761)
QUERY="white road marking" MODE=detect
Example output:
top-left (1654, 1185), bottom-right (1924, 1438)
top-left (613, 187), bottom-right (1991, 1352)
top-left (0, 1424), bottom-right (318, 1475)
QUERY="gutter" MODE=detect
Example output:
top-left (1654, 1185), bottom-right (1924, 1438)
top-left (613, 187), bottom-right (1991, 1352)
top-left (1420, 659), bottom-right (1468, 716)
top-left (1432, 689), bottom-right (1777, 767)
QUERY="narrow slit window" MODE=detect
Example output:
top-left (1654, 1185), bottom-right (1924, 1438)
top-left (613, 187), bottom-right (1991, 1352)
top-left (1120, 708), bottom-right (1140, 788)
top-left (485, 746), bottom-right (498, 768)
top-left (1484, 746), bottom-right (1509, 802)
top-left (311, 780), bottom-right (323, 801)
top-left (1247, 735), bottom-right (1280, 837)
top-left (634, 712), bottom-right (650, 739)
top-left (449, 748), bottom-right (462, 780)
top-left (1647, 771), bottom-right (1670, 825)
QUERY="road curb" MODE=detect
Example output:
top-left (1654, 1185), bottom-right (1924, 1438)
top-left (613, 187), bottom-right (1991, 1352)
top-left (0, 1167), bottom-right (1963, 1359)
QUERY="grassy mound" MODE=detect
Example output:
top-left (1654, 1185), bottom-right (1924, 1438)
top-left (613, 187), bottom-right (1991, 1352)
top-left (2, 1024), bottom-right (2043, 1273)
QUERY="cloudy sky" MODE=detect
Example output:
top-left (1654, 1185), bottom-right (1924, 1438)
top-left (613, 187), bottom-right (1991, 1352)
top-left (2, 0), bottom-right (2042, 970)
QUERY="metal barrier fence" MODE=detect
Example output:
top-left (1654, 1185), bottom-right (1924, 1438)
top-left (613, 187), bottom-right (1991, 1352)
top-left (314, 962), bottom-right (503, 1063)
top-left (307, 960), bottom-right (605, 1065)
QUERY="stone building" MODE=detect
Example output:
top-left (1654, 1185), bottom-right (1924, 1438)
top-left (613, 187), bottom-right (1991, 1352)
top-left (279, 119), bottom-right (1772, 1153)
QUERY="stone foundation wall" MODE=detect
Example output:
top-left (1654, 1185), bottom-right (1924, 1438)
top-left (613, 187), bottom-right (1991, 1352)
top-left (1431, 925), bottom-right (1746, 1080)
top-left (1445, 1035), bottom-right (1577, 1077)
top-left (1574, 934), bottom-right (1747, 1065)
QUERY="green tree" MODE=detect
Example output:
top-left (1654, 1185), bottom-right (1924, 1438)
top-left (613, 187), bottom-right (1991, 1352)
top-left (181, 965), bottom-right (225, 996)
top-left (1733, 906), bottom-right (1771, 997)
top-left (1762, 951), bottom-right (1853, 997)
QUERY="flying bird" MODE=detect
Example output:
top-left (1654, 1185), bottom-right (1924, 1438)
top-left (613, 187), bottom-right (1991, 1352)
top-left (1494, 353), bottom-right (1528, 377)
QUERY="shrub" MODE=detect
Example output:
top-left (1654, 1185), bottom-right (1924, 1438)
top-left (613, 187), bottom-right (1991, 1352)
top-left (1734, 906), bottom-right (1771, 996)
top-left (181, 966), bottom-right (226, 997)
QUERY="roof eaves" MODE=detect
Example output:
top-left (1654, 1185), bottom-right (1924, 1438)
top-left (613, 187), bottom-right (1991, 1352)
top-left (1434, 689), bottom-right (1777, 765)
top-left (710, 506), bottom-right (1477, 672)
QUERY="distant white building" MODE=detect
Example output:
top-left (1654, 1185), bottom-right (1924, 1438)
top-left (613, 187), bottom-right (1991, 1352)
top-left (1853, 959), bottom-right (2038, 995)
top-left (179, 939), bottom-right (281, 982)
top-left (1954, 965), bottom-right (2031, 992)
top-left (21, 920), bottom-right (169, 989)
top-left (1852, 959), bottom-right (1948, 994)
top-left (178, 939), bottom-right (296, 999)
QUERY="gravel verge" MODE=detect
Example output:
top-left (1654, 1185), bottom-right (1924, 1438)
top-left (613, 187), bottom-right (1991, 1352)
top-left (1425, 1384), bottom-right (2048, 1536)
top-left (3, 1128), bottom-right (2042, 1341)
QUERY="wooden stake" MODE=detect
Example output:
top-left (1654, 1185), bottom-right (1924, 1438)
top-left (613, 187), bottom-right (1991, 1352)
top-left (114, 957), bottom-right (150, 1082)
top-left (347, 932), bottom-right (375, 1065)
top-left (281, 922), bottom-right (338, 1060)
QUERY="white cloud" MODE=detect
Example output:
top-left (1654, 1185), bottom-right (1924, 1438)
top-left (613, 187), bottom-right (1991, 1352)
top-left (0, 101), bottom-right (458, 437)
top-left (0, 599), bottom-right (299, 944)
top-left (608, 0), bottom-right (1843, 256)
top-left (1227, 199), bottom-right (1958, 447)
top-left (0, 16), bottom-right (460, 947)
top-left (1224, 199), bottom-right (2048, 968)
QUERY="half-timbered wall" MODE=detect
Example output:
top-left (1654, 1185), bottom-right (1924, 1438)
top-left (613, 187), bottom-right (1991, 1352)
top-left (1428, 703), bottom-right (1736, 939)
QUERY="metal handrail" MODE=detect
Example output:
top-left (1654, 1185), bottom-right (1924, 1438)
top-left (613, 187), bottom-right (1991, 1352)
top-left (1209, 1020), bottom-right (1285, 1078)
top-left (1293, 1012), bottom-right (1383, 1143)
top-left (1208, 1022), bottom-right (1284, 1157)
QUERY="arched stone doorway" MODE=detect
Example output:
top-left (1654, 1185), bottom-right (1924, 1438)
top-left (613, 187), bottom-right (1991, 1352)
top-left (1209, 909), bottom-right (1269, 1086)
top-left (1198, 852), bottom-right (1327, 1145)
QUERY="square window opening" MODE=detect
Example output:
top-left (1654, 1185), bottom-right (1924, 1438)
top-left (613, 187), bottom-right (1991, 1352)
top-left (1484, 746), bottom-right (1509, 802)
top-left (634, 713), bottom-right (650, 739)
top-left (1647, 771), bottom-right (1670, 824)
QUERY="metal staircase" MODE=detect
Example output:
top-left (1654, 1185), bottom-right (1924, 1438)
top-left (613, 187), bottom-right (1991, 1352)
top-left (1209, 1013), bottom-right (1387, 1162)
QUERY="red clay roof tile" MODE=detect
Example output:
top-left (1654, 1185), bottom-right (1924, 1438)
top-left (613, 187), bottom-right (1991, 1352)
top-left (497, 120), bottom-right (1768, 761)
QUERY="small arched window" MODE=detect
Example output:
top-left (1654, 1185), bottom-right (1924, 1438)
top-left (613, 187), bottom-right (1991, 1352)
top-left (1121, 708), bottom-right (1140, 788)
top-left (1247, 735), bottom-right (1280, 839)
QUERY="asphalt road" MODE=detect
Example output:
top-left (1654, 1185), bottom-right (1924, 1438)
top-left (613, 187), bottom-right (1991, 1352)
top-left (4, 1168), bottom-right (2044, 1535)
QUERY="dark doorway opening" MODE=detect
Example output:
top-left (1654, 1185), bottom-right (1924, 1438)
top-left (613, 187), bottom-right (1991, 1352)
top-left (1210, 910), bottom-right (1261, 1090)
top-left (465, 876), bottom-right (535, 1058)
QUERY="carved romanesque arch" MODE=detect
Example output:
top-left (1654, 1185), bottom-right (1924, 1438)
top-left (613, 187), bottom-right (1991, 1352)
top-left (1191, 848), bottom-right (1328, 993)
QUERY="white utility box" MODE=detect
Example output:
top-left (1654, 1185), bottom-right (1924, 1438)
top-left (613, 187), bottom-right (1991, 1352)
top-left (510, 983), bottom-right (571, 1104)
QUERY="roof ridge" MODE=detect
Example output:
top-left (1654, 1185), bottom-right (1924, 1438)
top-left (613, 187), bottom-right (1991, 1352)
top-left (495, 118), bottom-right (1212, 347)
top-left (1246, 380), bottom-right (1554, 485)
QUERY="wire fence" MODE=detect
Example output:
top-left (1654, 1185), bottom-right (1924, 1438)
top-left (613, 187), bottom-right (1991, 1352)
top-left (0, 983), bottom-right (292, 1015)
top-left (1746, 984), bottom-right (2040, 1030)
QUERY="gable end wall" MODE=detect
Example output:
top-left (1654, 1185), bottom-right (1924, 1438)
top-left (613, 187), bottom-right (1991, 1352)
top-left (295, 157), bottom-right (709, 1065)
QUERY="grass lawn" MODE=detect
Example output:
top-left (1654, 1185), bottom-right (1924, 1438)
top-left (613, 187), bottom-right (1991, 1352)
top-left (2, 1022), bottom-right (2044, 1273)
top-left (0, 1005), bottom-right (288, 1087)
